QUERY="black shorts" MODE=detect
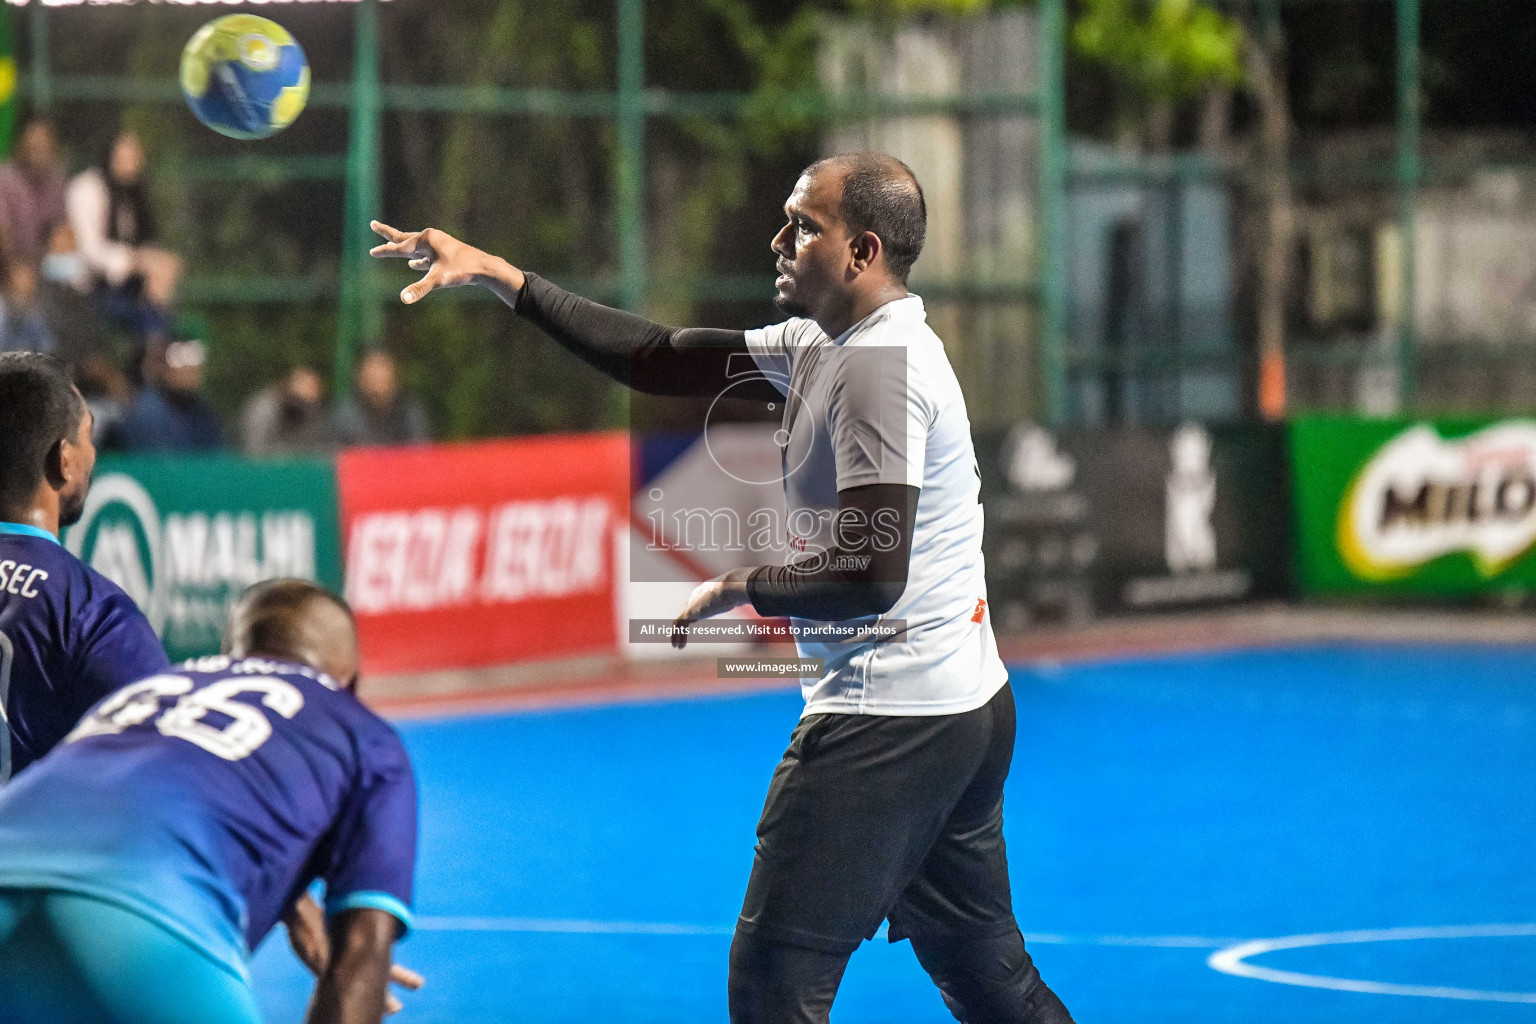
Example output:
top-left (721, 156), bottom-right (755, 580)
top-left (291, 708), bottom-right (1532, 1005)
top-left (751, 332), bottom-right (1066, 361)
top-left (735, 682), bottom-right (1019, 955)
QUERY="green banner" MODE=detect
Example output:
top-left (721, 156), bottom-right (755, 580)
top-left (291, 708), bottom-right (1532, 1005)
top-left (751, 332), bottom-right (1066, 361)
top-left (61, 456), bottom-right (342, 662)
top-left (1290, 415), bottom-right (1536, 596)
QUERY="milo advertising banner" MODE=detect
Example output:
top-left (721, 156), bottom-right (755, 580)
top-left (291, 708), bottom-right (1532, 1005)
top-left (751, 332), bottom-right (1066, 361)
top-left (61, 457), bottom-right (343, 661)
top-left (1290, 416), bottom-right (1536, 595)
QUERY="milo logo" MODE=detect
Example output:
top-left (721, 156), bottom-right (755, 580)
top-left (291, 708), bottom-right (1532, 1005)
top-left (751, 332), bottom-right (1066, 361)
top-left (1338, 422), bottom-right (1536, 579)
top-left (64, 473), bottom-right (319, 654)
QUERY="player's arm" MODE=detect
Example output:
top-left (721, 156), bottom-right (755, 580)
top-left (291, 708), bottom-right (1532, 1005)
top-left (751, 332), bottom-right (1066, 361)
top-left (746, 483), bottom-right (918, 621)
top-left (285, 893), bottom-right (422, 1016)
top-left (671, 482), bottom-right (917, 641)
top-left (315, 726), bottom-right (421, 1020)
top-left (369, 222), bottom-right (778, 399)
top-left (672, 345), bottom-right (929, 635)
top-left (304, 908), bottom-right (400, 1024)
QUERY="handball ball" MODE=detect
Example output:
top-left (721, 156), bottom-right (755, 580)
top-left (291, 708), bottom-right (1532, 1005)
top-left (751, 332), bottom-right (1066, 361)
top-left (181, 15), bottom-right (310, 140)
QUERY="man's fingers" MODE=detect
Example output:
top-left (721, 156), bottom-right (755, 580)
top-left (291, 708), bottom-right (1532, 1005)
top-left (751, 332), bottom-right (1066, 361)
top-left (390, 964), bottom-right (425, 990)
top-left (369, 223), bottom-right (429, 259)
top-left (409, 257), bottom-right (431, 271)
top-left (383, 964), bottom-right (422, 1015)
top-left (370, 220), bottom-right (406, 242)
top-left (401, 265), bottom-right (447, 305)
top-left (371, 237), bottom-right (423, 259)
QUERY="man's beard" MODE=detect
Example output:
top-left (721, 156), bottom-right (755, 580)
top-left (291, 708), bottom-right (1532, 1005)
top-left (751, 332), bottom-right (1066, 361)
top-left (774, 293), bottom-right (811, 317)
top-left (59, 484), bottom-right (88, 528)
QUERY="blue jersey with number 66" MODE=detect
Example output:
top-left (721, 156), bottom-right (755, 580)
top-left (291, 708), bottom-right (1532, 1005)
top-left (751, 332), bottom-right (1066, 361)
top-left (0, 655), bottom-right (418, 980)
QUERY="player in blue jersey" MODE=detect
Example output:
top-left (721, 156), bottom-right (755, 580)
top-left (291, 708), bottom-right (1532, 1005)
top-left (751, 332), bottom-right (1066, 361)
top-left (0, 352), bottom-right (171, 783)
top-left (0, 578), bottom-right (419, 1024)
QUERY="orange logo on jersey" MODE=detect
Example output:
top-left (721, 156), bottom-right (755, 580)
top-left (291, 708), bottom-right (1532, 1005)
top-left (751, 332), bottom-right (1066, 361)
top-left (971, 598), bottom-right (987, 623)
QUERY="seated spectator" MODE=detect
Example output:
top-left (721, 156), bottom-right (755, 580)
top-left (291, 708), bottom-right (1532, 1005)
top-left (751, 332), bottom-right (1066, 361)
top-left (0, 118), bottom-right (68, 280)
top-left (67, 131), bottom-right (180, 379)
top-left (108, 338), bottom-right (222, 453)
top-left (240, 363), bottom-right (334, 457)
top-left (75, 351), bottom-right (133, 447)
top-left (0, 263), bottom-right (54, 355)
top-left (37, 223), bottom-right (105, 366)
top-left (334, 349), bottom-right (431, 447)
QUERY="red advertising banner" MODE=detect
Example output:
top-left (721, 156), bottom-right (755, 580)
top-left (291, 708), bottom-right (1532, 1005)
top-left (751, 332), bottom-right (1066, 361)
top-left (337, 433), bottom-right (630, 675)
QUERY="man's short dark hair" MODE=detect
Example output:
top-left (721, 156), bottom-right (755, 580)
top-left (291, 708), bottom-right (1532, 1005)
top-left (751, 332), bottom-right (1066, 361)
top-left (234, 578), bottom-right (354, 637)
top-left (0, 353), bottom-right (87, 511)
top-left (228, 578), bottom-right (355, 661)
top-left (808, 152), bottom-right (928, 282)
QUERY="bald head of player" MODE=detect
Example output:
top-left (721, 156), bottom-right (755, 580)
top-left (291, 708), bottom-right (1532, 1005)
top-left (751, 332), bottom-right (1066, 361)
top-left (0, 352), bottom-right (95, 536)
top-left (226, 579), bottom-right (362, 691)
top-left (771, 152), bottom-right (927, 338)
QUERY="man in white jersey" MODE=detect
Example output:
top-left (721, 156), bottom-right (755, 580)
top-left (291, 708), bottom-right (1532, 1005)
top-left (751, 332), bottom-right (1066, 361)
top-left (371, 153), bottom-right (1074, 1024)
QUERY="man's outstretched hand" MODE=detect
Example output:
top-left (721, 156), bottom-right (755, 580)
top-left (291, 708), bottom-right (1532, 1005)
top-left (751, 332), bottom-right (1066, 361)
top-left (285, 893), bottom-right (424, 1016)
top-left (369, 221), bottom-right (525, 307)
top-left (671, 568), bottom-right (754, 650)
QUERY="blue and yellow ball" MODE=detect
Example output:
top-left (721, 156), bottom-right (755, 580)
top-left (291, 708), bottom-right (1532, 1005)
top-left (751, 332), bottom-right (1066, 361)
top-left (181, 15), bottom-right (310, 140)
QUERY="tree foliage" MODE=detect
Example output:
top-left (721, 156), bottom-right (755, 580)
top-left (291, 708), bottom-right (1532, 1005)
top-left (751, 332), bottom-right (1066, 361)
top-left (844, 0), bottom-right (1004, 15)
top-left (1074, 0), bottom-right (1244, 104)
top-left (42, 0), bottom-right (1045, 440)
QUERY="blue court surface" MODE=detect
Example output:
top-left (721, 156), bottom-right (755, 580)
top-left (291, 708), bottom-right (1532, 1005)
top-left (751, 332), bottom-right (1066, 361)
top-left (251, 642), bottom-right (1536, 1022)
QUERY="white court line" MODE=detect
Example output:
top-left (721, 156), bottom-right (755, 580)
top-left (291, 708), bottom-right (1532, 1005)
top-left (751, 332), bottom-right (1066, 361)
top-left (415, 917), bottom-right (734, 936)
top-left (412, 917), bottom-right (1235, 947)
top-left (1033, 933), bottom-right (1239, 948)
top-left (1208, 924), bottom-right (1536, 1004)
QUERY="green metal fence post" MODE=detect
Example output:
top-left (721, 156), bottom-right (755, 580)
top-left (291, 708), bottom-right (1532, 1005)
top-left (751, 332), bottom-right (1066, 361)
top-left (1395, 0), bottom-right (1420, 408)
top-left (1259, 0), bottom-right (1280, 43)
top-left (616, 0), bottom-right (646, 312)
top-left (29, 3), bottom-right (49, 112)
top-left (337, 0), bottom-right (383, 393)
top-left (1039, 0), bottom-right (1067, 427)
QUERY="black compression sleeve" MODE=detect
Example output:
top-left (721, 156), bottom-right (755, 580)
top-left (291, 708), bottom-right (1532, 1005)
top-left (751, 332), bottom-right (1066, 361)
top-left (514, 272), bottom-right (777, 400)
top-left (746, 484), bottom-right (918, 622)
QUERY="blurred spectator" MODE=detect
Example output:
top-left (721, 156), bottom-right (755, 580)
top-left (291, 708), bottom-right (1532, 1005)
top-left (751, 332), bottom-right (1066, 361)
top-left (75, 351), bottom-right (134, 447)
top-left (108, 339), bottom-right (222, 453)
top-left (0, 263), bottom-right (54, 354)
top-left (0, 118), bottom-right (68, 280)
top-left (334, 349), bottom-right (431, 447)
top-left (67, 131), bottom-right (180, 378)
top-left (241, 364), bottom-right (334, 458)
top-left (36, 224), bottom-right (104, 365)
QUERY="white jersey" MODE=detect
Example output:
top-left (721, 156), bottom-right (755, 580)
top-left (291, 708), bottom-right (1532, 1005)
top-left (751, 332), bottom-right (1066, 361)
top-left (746, 295), bottom-right (1009, 717)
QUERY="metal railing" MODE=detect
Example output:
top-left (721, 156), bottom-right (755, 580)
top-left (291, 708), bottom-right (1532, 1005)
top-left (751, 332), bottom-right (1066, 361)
top-left (19, 0), bottom-right (1065, 412)
top-left (17, 0), bottom-right (1436, 426)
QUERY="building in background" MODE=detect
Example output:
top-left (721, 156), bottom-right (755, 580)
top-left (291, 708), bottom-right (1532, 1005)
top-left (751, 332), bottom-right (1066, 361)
top-left (820, 9), bottom-right (1038, 429)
